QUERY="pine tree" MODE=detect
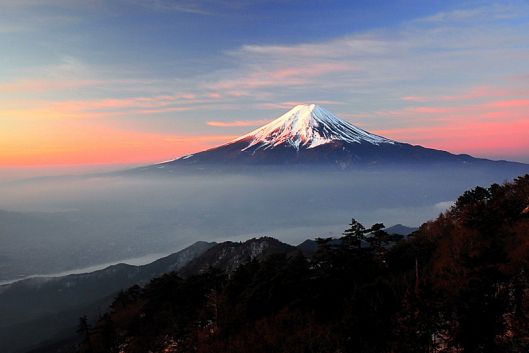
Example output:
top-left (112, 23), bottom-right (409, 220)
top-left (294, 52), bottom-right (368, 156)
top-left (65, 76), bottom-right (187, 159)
top-left (342, 218), bottom-right (366, 249)
top-left (366, 223), bottom-right (389, 262)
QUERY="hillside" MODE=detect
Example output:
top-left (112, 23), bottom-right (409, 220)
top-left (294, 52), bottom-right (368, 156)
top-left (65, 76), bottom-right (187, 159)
top-left (0, 242), bottom-right (215, 353)
top-left (67, 174), bottom-right (529, 353)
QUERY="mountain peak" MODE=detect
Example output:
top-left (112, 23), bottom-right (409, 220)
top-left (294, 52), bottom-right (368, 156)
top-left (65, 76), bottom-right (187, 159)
top-left (231, 104), bottom-right (394, 151)
top-left (144, 103), bottom-right (523, 169)
top-left (291, 103), bottom-right (319, 113)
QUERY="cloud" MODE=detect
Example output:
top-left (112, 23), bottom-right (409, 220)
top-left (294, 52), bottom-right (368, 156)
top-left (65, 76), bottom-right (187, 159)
top-left (9, 2), bottom-right (529, 116)
top-left (41, 91), bottom-right (241, 118)
top-left (401, 96), bottom-right (430, 102)
top-left (416, 4), bottom-right (521, 24)
top-left (207, 119), bottom-right (270, 127)
top-left (0, 2), bottom-right (81, 33)
top-left (131, 0), bottom-right (213, 14)
top-left (400, 85), bottom-right (528, 104)
top-left (129, 0), bottom-right (268, 15)
top-left (375, 117), bottom-right (529, 160)
top-left (3, 1), bottom-right (529, 166)
top-left (207, 62), bottom-right (355, 92)
top-left (0, 79), bottom-right (99, 93)
top-left (434, 201), bottom-right (455, 212)
top-left (256, 100), bottom-right (341, 110)
top-left (361, 76), bottom-right (529, 162)
top-left (0, 109), bottom-right (237, 165)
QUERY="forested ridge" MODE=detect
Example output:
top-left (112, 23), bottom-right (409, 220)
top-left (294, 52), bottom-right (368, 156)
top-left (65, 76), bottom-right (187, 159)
top-left (74, 175), bottom-right (529, 353)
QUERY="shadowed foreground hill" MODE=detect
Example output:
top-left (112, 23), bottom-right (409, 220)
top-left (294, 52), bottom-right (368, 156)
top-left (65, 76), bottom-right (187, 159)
top-left (67, 175), bottom-right (529, 353)
top-left (0, 242), bottom-right (215, 353)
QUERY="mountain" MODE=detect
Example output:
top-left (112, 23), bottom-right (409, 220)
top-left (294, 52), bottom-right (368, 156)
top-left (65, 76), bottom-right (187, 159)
top-left (228, 103), bottom-right (394, 151)
top-left (143, 104), bottom-right (525, 170)
top-left (22, 237), bottom-right (301, 353)
top-left (55, 175), bottom-right (529, 353)
top-left (384, 224), bottom-right (418, 236)
top-left (295, 224), bottom-right (414, 256)
top-left (0, 241), bottom-right (215, 353)
top-left (0, 237), bottom-right (298, 353)
top-left (179, 237), bottom-right (297, 277)
top-left (296, 238), bottom-right (342, 256)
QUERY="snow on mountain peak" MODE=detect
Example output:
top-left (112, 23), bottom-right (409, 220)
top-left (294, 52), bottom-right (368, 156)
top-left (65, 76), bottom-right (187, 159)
top-left (231, 104), bottom-right (394, 151)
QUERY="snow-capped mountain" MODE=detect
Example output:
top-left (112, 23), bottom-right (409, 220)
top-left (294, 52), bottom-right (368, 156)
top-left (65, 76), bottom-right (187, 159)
top-left (144, 103), bottom-right (525, 169)
top-left (230, 104), bottom-right (394, 152)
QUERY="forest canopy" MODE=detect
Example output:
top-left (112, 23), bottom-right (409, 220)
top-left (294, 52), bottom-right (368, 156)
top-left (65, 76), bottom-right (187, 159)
top-left (77, 175), bottom-right (529, 353)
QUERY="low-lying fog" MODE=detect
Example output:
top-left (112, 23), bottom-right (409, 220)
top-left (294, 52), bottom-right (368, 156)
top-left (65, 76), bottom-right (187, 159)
top-left (0, 166), bottom-right (527, 282)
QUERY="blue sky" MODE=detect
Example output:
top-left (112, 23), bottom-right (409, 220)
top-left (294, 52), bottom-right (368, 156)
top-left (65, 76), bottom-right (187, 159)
top-left (2, 1), bottom-right (463, 78)
top-left (1, 0), bottom-right (529, 170)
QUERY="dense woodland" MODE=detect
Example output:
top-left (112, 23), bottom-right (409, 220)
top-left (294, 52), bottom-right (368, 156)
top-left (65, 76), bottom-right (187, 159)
top-left (76, 175), bottom-right (529, 353)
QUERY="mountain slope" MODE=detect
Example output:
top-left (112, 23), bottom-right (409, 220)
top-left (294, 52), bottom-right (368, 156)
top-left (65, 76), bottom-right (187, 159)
top-left (229, 103), bottom-right (394, 151)
top-left (0, 238), bottom-right (297, 353)
top-left (72, 175), bottom-right (529, 353)
top-left (179, 237), bottom-right (297, 277)
top-left (384, 224), bottom-right (418, 236)
top-left (0, 241), bottom-right (215, 353)
top-left (144, 104), bottom-right (525, 170)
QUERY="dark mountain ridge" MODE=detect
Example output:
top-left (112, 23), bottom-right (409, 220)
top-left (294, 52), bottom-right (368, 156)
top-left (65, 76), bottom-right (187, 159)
top-left (0, 241), bottom-right (215, 353)
top-left (0, 237), bottom-right (299, 353)
top-left (179, 237), bottom-right (297, 277)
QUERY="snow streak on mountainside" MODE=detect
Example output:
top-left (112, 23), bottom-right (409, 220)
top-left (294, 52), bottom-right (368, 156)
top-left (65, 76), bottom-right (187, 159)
top-left (229, 104), bottom-right (394, 151)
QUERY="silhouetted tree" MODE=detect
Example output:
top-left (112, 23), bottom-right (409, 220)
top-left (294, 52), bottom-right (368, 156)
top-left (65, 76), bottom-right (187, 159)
top-left (76, 175), bottom-right (529, 353)
top-left (342, 218), bottom-right (366, 249)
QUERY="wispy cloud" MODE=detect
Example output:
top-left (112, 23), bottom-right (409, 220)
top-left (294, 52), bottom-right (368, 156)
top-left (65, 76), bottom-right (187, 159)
top-left (207, 119), bottom-right (270, 127)
top-left (371, 93), bottom-right (529, 159)
top-left (256, 100), bottom-right (341, 110)
top-left (207, 62), bottom-right (355, 92)
top-left (3, 1), bottom-right (529, 165)
top-left (197, 2), bottom-right (529, 162)
top-left (401, 85), bottom-right (528, 104)
top-left (0, 79), bottom-right (99, 93)
top-left (0, 1), bottom-right (80, 33)
top-left (128, 0), bottom-right (276, 15)
top-left (131, 0), bottom-right (213, 14)
top-left (205, 2), bottom-right (529, 107)
top-left (416, 3), bottom-right (521, 23)
top-left (0, 103), bottom-right (238, 165)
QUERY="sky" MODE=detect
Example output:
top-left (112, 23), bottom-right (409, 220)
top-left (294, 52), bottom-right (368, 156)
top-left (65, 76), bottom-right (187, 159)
top-left (1, 0), bottom-right (529, 177)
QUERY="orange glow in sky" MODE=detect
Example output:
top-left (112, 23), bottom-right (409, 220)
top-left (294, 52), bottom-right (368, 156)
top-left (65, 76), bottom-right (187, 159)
top-left (1, 94), bottom-right (529, 167)
top-left (2, 1), bottom-right (529, 170)
top-left (0, 103), bottom-right (235, 166)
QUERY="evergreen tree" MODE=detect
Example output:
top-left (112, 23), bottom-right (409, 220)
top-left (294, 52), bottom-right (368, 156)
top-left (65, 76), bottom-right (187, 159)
top-left (342, 218), bottom-right (366, 249)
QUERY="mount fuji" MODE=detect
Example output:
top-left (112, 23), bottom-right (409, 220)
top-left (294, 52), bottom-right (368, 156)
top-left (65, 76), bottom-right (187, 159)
top-left (143, 104), bottom-right (526, 170)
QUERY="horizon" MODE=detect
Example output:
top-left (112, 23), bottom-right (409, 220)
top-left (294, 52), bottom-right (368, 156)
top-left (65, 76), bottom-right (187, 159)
top-left (1, 0), bottom-right (529, 176)
top-left (2, 100), bottom-right (529, 181)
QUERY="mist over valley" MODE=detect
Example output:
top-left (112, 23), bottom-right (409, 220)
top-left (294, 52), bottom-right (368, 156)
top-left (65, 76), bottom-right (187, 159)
top-left (1, 164), bottom-right (527, 283)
